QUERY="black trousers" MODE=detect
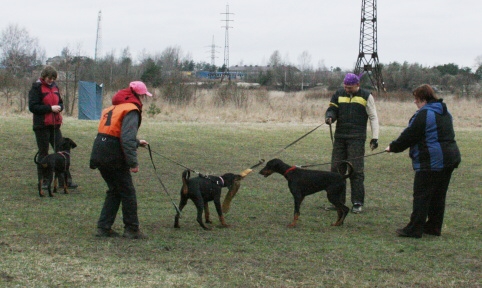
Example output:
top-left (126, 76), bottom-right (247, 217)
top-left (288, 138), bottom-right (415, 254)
top-left (330, 138), bottom-right (366, 206)
top-left (34, 126), bottom-right (63, 182)
top-left (402, 167), bottom-right (455, 237)
top-left (97, 166), bottom-right (140, 231)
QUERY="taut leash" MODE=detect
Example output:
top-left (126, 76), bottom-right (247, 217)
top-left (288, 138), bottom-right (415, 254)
top-left (300, 150), bottom-right (387, 168)
top-left (271, 123), bottom-right (325, 157)
top-left (146, 144), bottom-right (182, 215)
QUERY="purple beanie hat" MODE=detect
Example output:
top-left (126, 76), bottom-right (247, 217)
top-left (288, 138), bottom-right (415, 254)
top-left (344, 73), bottom-right (361, 85)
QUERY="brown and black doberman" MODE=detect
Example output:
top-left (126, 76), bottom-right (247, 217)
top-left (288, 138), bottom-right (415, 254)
top-left (259, 158), bottom-right (353, 227)
top-left (34, 137), bottom-right (77, 197)
top-left (174, 170), bottom-right (243, 230)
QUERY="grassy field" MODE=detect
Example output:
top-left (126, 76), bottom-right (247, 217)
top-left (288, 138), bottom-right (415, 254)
top-left (0, 114), bottom-right (481, 287)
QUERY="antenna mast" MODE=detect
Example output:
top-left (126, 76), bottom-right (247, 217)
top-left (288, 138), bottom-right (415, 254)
top-left (354, 0), bottom-right (385, 93)
top-left (221, 4), bottom-right (234, 82)
top-left (95, 10), bottom-right (102, 62)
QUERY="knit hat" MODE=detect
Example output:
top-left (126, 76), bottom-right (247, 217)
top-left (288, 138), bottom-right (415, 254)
top-left (343, 73), bottom-right (361, 85)
top-left (129, 81), bottom-right (152, 96)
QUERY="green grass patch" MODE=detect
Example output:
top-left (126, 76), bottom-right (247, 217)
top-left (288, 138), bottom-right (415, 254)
top-left (0, 116), bottom-right (480, 287)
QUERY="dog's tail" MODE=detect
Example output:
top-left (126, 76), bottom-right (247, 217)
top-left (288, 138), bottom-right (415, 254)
top-left (181, 170), bottom-right (190, 195)
top-left (339, 161), bottom-right (354, 180)
top-left (34, 151), bottom-right (42, 165)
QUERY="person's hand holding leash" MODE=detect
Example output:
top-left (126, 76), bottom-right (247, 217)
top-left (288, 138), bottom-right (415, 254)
top-left (370, 139), bottom-right (378, 151)
top-left (325, 117), bottom-right (332, 125)
top-left (139, 139), bottom-right (149, 147)
top-left (130, 166), bottom-right (139, 173)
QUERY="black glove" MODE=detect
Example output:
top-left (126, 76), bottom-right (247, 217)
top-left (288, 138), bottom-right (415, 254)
top-left (370, 139), bottom-right (378, 151)
top-left (325, 117), bottom-right (332, 125)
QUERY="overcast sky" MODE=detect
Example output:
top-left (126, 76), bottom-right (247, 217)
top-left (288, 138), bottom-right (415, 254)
top-left (3, 0), bottom-right (481, 70)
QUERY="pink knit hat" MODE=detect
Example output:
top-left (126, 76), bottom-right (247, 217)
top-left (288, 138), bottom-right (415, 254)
top-left (129, 81), bottom-right (152, 96)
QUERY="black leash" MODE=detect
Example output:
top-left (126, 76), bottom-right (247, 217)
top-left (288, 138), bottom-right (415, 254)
top-left (300, 150), bottom-right (387, 168)
top-left (145, 145), bottom-right (201, 175)
top-left (146, 144), bottom-right (182, 215)
top-left (329, 123), bottom-right (334, 146)
top-left (272, 123), bottom-right (325, 157)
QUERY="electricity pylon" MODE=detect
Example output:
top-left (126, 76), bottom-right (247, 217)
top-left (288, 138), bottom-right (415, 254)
top-left (354, 0), bottom-right (386, 93)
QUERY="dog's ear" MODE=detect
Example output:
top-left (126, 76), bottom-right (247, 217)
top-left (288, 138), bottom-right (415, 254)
top-left (68, 138), bottom-right (77, 149)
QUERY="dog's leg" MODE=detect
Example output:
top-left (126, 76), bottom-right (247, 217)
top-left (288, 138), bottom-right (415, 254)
top-left (62, 172), bottom-right (69, 194)
top-left (204, 203), bottom-right (212, 223)
top-left (327, 187), bottom-right (349, 226)
top-left (38, 181), bottom-right (45, 197)
top-left (174, 193), bottom-right (188, 228)
top-left (47, 171), bottom-right (54, 197)
top-left (214, 198), bottom-right (229, 228)
top-left (332, 207), bottom-right (349, 226)
top-left (289, 213), bottom-right (300, 227)
top-left (192, 196), bottom-right (210, 230)
top-left (288, 195), bottom-right (304, 227)
top-left (53, 174), bottom-right (58, 193)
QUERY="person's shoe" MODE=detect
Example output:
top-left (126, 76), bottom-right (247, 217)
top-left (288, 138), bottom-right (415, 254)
top-left (396, 228), bottom-right (422, 238)
top-left (96, 228), bottom-right (120, 238)
top-left (68, 182), bottom-right (78, 189)
top-left (351, 204), bottom-right (363, 214)
top-left (123, 229), bottom-right (148, 239)
top-left (324, 205), bottom-right (337, 211)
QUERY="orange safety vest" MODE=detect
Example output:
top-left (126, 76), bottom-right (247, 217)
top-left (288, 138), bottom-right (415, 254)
top-left (97, 103), bottom-right (140, 138)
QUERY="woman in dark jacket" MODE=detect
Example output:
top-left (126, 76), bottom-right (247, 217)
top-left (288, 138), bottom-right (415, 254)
top-left (28, 66), bottom-right (66, 188)
top-left (385, 84), bottom-right (461, 238)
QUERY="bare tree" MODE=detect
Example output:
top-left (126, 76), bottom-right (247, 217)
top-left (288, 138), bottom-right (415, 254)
top-left (297, 51), bottom-right (312, 90)
top-left (0, 24), bottom-right (45, 77)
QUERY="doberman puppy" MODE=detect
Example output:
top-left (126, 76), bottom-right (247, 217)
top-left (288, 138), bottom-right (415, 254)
top-left (34, 137), bottom-right (77, 197)
top-left (259, 158), bottom-right (353, 227)
top-left (174, 170), bottom-right (243, 230)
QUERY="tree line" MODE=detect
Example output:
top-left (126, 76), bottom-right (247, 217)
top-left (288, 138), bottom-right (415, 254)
top-left (1, 24), bottom-right (481, 115)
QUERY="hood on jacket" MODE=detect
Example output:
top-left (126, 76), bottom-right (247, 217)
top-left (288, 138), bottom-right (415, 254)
top-left (420, 99), bottom-right (445, 115)
top-left (112, 88), bottom-right (142, 109)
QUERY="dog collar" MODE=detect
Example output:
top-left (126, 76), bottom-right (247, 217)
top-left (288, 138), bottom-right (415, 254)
top-left (283, 166), bottom-right (296, 176)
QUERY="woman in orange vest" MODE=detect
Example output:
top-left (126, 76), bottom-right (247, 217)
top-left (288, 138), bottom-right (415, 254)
top-left (90, 81), bottom-right (152, 239)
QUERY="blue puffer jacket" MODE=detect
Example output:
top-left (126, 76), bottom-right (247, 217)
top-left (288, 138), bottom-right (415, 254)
top-left (389, 99), bottom-right (461, 171)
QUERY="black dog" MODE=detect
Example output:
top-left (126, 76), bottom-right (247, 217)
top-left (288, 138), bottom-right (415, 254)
top-left (174, 170), bottom-right (243, 230)
top-left (34, 137), bottom-right (77, 197)
top-left (259, 158), bottom-right (353, 227)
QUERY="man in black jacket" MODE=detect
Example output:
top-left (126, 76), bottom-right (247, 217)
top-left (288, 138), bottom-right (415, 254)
top-left (325, 73), bottom-right (379, 213)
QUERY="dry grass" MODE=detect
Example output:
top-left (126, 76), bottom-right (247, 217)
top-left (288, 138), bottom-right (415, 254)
top-left (3, 89), bottom-right (482, 129)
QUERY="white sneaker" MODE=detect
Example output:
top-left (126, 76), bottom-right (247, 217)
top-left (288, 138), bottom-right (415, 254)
top-left (352, 205), bottom-right (362, 214)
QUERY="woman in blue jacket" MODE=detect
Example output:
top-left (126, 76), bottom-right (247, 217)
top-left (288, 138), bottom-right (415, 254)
top-left (385, 84), bottom-right (461, 238)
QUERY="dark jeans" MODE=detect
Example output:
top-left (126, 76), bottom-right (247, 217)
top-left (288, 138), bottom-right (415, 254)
top-left (34, 126), bottom-right (63, 182)
top-left (97, 166), bottom-right (140, 231)
top-left (402, 168), bottom-right (455, 237)
top-left (330, 138), bottom-right (366, 206)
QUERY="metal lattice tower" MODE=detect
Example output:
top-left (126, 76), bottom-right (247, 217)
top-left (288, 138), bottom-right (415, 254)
top-left (354, 0), bottom-right (385, 93)
top-left (209, 35), bottom-right (220, 68)
top-left (221, 4), bottom-right (233, 81)
top-left (94, 10), bottom-right (102, 62)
